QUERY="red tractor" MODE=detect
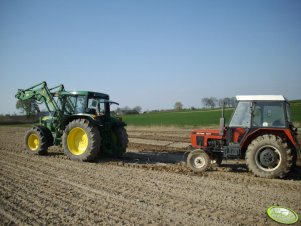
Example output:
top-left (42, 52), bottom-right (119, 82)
top-left (186, 95), bottom-right (301, 178)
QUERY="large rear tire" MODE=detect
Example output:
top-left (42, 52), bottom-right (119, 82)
top-left (186, 149), bottom-right (210, 173)
top-left (111, 127), bottom-right (128, 157)
top-left (246, 134), bottom-right (293, 178)
top-left (62, 119), bottom-right (100, 162)
top-left (24, 126), bottom-right (52, 155)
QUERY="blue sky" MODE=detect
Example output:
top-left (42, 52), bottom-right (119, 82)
top-left (1, 0), bottom-right (301, 114)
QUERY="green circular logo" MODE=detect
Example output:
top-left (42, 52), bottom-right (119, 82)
top-left (267, 206), bottom-right (299, 224)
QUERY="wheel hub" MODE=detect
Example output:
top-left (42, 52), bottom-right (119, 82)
top-left (28, 134), bottom-right (39, 151)
top-left (67, 127), bottom-right (88, 155)
top-left (259, 148), bottom-right (278, 167)
top-left (193, 156), bottom-right (206, 168)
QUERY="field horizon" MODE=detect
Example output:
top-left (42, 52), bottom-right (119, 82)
top-left (124, 100), bottom-right (301, 127)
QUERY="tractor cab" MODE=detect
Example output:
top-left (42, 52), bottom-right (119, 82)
top-left (227, 95), bottom-right (289, 145)
top-left (59, 91), bottom-right (118, 117)
top-left (188, 95), bottom-right (300, 179)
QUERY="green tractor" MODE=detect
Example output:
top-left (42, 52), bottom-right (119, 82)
top-left (15, 81), bottom-right (128, 161)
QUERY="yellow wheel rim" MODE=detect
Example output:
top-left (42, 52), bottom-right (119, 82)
top-left (28, 134), bottom-right (40, 151)
top-left (67, 127), bottom-right (88, 155)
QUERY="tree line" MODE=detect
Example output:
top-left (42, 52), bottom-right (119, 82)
top-left (14, 97), bottom-right (236, 117)
top-left (174, 97), bottom-right (236, 111)
top-left (201, 97), bottom-right (236, 109)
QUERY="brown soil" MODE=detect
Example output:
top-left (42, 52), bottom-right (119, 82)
top-left (1, 126), bottom-right (301, 225)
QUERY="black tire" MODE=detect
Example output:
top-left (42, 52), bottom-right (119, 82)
top-left (111, 127), bottom-right (128, 157)
top-left (246, 134), bottom-right (293, 179)
top-left (186, 149), bottom-right (210, 173)
top-left (24, 126), bottom-right (50, 155)
top-left (36, 125), bottom-right (54, 147)
top-left (62, 119), bottom-right (101, 162)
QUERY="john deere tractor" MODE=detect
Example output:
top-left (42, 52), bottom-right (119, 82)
top-left (186, 95), bottom-right (301, 178)
top-left (15, 81), bottom-right (128, 161)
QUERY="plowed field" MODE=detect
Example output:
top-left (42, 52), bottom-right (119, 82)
top-left (1, 126), bottom-right (301, 225)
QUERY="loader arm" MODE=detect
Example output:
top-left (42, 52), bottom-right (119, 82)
top-left (48, 84), bottom-right (75, 114)
top-left (15, 81), bottom-right (62, 117)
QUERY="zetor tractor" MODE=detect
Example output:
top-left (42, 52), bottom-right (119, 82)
top-left (15, 81), bottom-right (128, 162)
top-left (187, 95), bottom-right (301, 178)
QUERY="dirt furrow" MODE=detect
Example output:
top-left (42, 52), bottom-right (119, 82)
top-left (0, 167), bottom-right (133, 225)
top-left (0, 206), bottom-right (28, 226)
top-left (0, 152), bottom-right (246, 225)
top-left (0, 186), bottom-right (48, 225)
top-left (0, 154), bottom-right (205, 225)
top-left (2, 149), bottom-right (301, 225)
top-left (0, 161), bottom-right (159, 224)
top-left (2, 145), bottom-right (301, 193)
top-left (0, 198), bottom-right (37, 226)
top-left (1, 126), bottom-right (301, 225)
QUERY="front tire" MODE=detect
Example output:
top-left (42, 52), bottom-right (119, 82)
top-left (186, 149), bottom-right (210, 173)
top-left (246, 134), bottom-right (293, 178)
top-left (62, 119), bottom-right (100, 162)
top-left (24, 126), bottom-right (51, 155)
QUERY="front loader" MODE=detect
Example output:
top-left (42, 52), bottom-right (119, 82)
top-left (186, 95), bottom-right (301, 179)
top-left (16, 81), bottom-right (128, 162)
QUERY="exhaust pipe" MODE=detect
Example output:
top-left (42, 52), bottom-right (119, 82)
top-left (219, 102), bottom-right (225, 136)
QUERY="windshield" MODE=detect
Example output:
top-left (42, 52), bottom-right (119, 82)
top-left (252, 102), bottom-right (285, 127)
top-left (229, 102), bottom-right (251, 128)
top-left (65, 95), bottom-right (86, 114)
top-left (63, 95), bottom-right (110, 115)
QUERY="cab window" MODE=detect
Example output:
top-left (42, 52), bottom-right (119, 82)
top-left (252, 102), bottom-right (285, 127)
top-left (229, 102), bottom-right (251, 128)
top-left (67, 95), bottom-right (85, 114)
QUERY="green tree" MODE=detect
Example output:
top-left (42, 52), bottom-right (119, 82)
top-left (133, 106), bottom-right (142, 113)
top-left (202, 97), bottom-right (218, 108)
top-left (16, 99), bottom-right (40, 118)
top-left (202, 97), bottom-right (210, 108)
top-left (174, 101), bottom-right (183, 111)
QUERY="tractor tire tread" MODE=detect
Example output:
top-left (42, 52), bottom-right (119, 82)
top-left (111, 127), bottom-right (128, 158)
top-left (62, 119), bottom-right (101, 162)
top-left (186, 149), bottom-right (210, 173)
top-left (246, 134), bottom-right (292, 179)
top-left (24, 126), bottom-right (50, 155)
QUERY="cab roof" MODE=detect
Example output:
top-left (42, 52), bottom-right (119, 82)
top-left (60, 91), bottom-right (109, 99)
top-left (236, 95), bottom-right (286, 101)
